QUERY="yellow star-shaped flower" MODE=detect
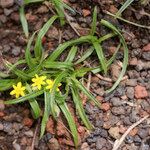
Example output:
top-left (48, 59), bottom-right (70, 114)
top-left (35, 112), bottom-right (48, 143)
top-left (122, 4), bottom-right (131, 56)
top-left (31, 74), bottom-right (47, 90)
top-left (46, 79), bottom-right (61, 92)
top-left (10, 82), bottom-right (26, 98)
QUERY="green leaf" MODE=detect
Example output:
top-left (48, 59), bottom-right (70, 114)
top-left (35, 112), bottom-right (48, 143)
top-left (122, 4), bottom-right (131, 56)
top-left (47, 35), bottom-right (95, 62)
top-left (74, 47), bottom-right (94, 65)
top-left (71, 86), bottom-right (93, 130)
top-left (40, 91), bottom-right (51, 138)
top-left (90, 6), bottom-right (97, 35)
top-left (93, 42), bottom-right (107, 74)
top-left (116, 0), bottom-right (134, 17)
top-left (50, 71), bottom-right (68, 118)
top-left (101, 19), bottom-right (128, 93)
top-left (34, 15), bottom-right (58, 59)
top-left (0, 79), bottom-right (17, 91)
top-left (19, 6), bottom-right (29, 38)
top-left (24, 0), bottom-right (44, 4)
top-left (4, 61), bottom-right (31, 80)
top-left (43, 61), bottom-right (73, 70)
top-left (25, 32), bottom-right (37, 68)
top-left (26, 84), bottom-right (41, 119)
top-left (71, 77), bottom-right (101, 107)
top-left (65, 46), bottom-right (77, 63)
top-left (59, 102), bottom-right (78, 147)
top-left (4, 90), bottom-right (44, 104)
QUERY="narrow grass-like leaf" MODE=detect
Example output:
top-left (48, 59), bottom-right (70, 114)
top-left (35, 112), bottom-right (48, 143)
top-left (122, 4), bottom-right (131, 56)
top-left (71, 86), bottom-right (93, 129)
top-left (50, 71), bottom-right (68, 118)
top-left (47, 35), bottom-right (96, 62)
top-left (19, 6), bottom-right (29, 38)
top-left (26, 84), bottom-right (41, 119)
top-left (90, 6), bottom-right (97, 35)
top-left (0, 79), bottom-right (17, 91)
top-left (116, 0), bottom-right (134, 17)
top-left (24, 0), bottom-right (44, 4)
top-left (0, 72), bottom-right (10, 78)
top-left (25, 32), bottom-right (37, 68)
top-left (44, 61), bottom-right (73, 70)
top-left (93, 42), bottom-right (107, 74)
top-left (92, 43), bottom-right (121, 74)
top-left (101, 19), bottom-right (128, 93)
top-left (65, 46), bottom-right (77, 62)
top-left (71, 77), bottom-right (100, 107)
top-left (59, 102), bottom-right (78, 147)
top-left (74, 47), bottom-right (94, 65)
top-left (4, 61), bottom-right (31, 80)
top-left (34, 15), bottom-right (58, 59)
top-left (40, 91), bottom-right (51, 138)
top-left (4, 90), bottom-right (44, 104)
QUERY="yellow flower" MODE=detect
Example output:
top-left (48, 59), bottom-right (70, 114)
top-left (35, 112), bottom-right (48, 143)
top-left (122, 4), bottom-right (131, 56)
top-left (31, 74), bottom-right (47, 90)
top-left (10, 82), bottom-right (26, 98)
top-left (46, 79), bottom-right (61, 92)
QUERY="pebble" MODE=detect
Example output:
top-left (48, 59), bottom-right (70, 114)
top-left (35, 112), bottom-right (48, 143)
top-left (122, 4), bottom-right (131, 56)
top-left (138, 128), bottom-right (149, 139)
top-left (111, 107), bottom-right (125, 115)
top-left (134, 135), bottom-right (142, 145)
top-left (95, 138), bottom-right (106, 150)
top-left (0, 14), bottom-right (7, 23)
top-left (126, 79), bottom-right (137, 86)
top-left (126, 87), bottom-right (134, 99)
top-left (142, 43), bottom-right (150, 51)
top-left (80, 142), bottom-right (90, 150)
top-left (111, 97), bottom-right (122, 106)
top-left (4, 8), bottom-right (13, 16)
top-left (134, 85), bottom-right (148, 99)
top-left (140, 136), bottom-right (150, 150)
top-left (101, 103), bottom-right (110, 111)
top-left (0, 0), bottom-right (14, 8)
top-left (142, 52), bottom-right (150, 61)
top-left (108, 127), bottom-right (120, 139)
top-left (48, 138), bottom-right (60, 150)
top-left (0, 123), bottom-right (4, 130)
top-left (125, 135), bottom-right (134, 144)
top-left (12, 46), bottom-right (21, 56)
top-left (24, 130), bottom-right (34, 137)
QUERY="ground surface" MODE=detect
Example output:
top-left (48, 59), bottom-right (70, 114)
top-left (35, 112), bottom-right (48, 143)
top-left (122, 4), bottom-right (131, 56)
top-left (0, 0), bottom-right (150, 150)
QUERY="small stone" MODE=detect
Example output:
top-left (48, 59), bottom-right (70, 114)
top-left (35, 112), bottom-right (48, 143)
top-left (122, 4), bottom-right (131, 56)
top-left (129, 57), bottom-right (138, 66)
top-left (134, 135), bottom-right (142, 145)
top-left (140, 136), bottom-right (150, 150)
top-left (0, 15), bottom-right (7, 23)
top-left (24, 130), bottom-right (34, 137)
top-left (22, 118), bottom-right (33, 127)
top-left (109, 5), bottom-right (118, 14)
top-left (0, 100), bottom-right (5, 111)
top-left (111, 107), bottom-right (125, 115)
top-left (135, 85), bottom-right (148, 99)
top-left (13, 141), bottom-right (21, 150)
top-left (82, 9), bottom-right (91, 17)
top-left (142, 43), bottom-right (150, 51)
top-left (125, 135), bottom-right (134, 144)
top-left (80, 142), bottom-right (90, 150)
top-left (142, 52), bottom-right (150, 61)
top-left (91, 76), bottom-right (99, 83)
top-left (12, 46), bottom-right (21, 56)
top-left (126, 87), bottom-right (134, 99)
top-left (0, 123), bottom-right (4, 130)
top-left (47, 27), bottom-right (59, 39)
top-left (101, 103), bottom-right (110, 111)
top-left (108, 127), bottom-right (120, 139)
top-left (48, 138), bottom-right (60, 150)
top-left (111, 97), bottom-right (122, 106)
top-left (138, 128), bottom-right (149, 139)
top-left (96, 138), bottom-right (106, 150)
top-left (36, 5), bottom-right (49, 14)
top-left (126, 79), bottom-right (137, 86)
top-left (0, 0), bottom-right (14, 8)
top-left (4, 8), bottom-right (13, 16)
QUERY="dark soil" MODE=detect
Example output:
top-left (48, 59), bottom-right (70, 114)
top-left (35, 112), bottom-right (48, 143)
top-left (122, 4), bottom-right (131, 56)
top-left (0, 0), bottom-right (150, 150)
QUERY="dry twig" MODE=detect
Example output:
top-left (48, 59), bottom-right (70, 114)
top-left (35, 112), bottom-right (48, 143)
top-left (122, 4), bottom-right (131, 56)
top-left (112, 115), bottom-right (149, 150)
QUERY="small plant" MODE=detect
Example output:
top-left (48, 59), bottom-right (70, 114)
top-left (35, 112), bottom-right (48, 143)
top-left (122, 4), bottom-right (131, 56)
top-left (1, 7), bottom-right (128, 147)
